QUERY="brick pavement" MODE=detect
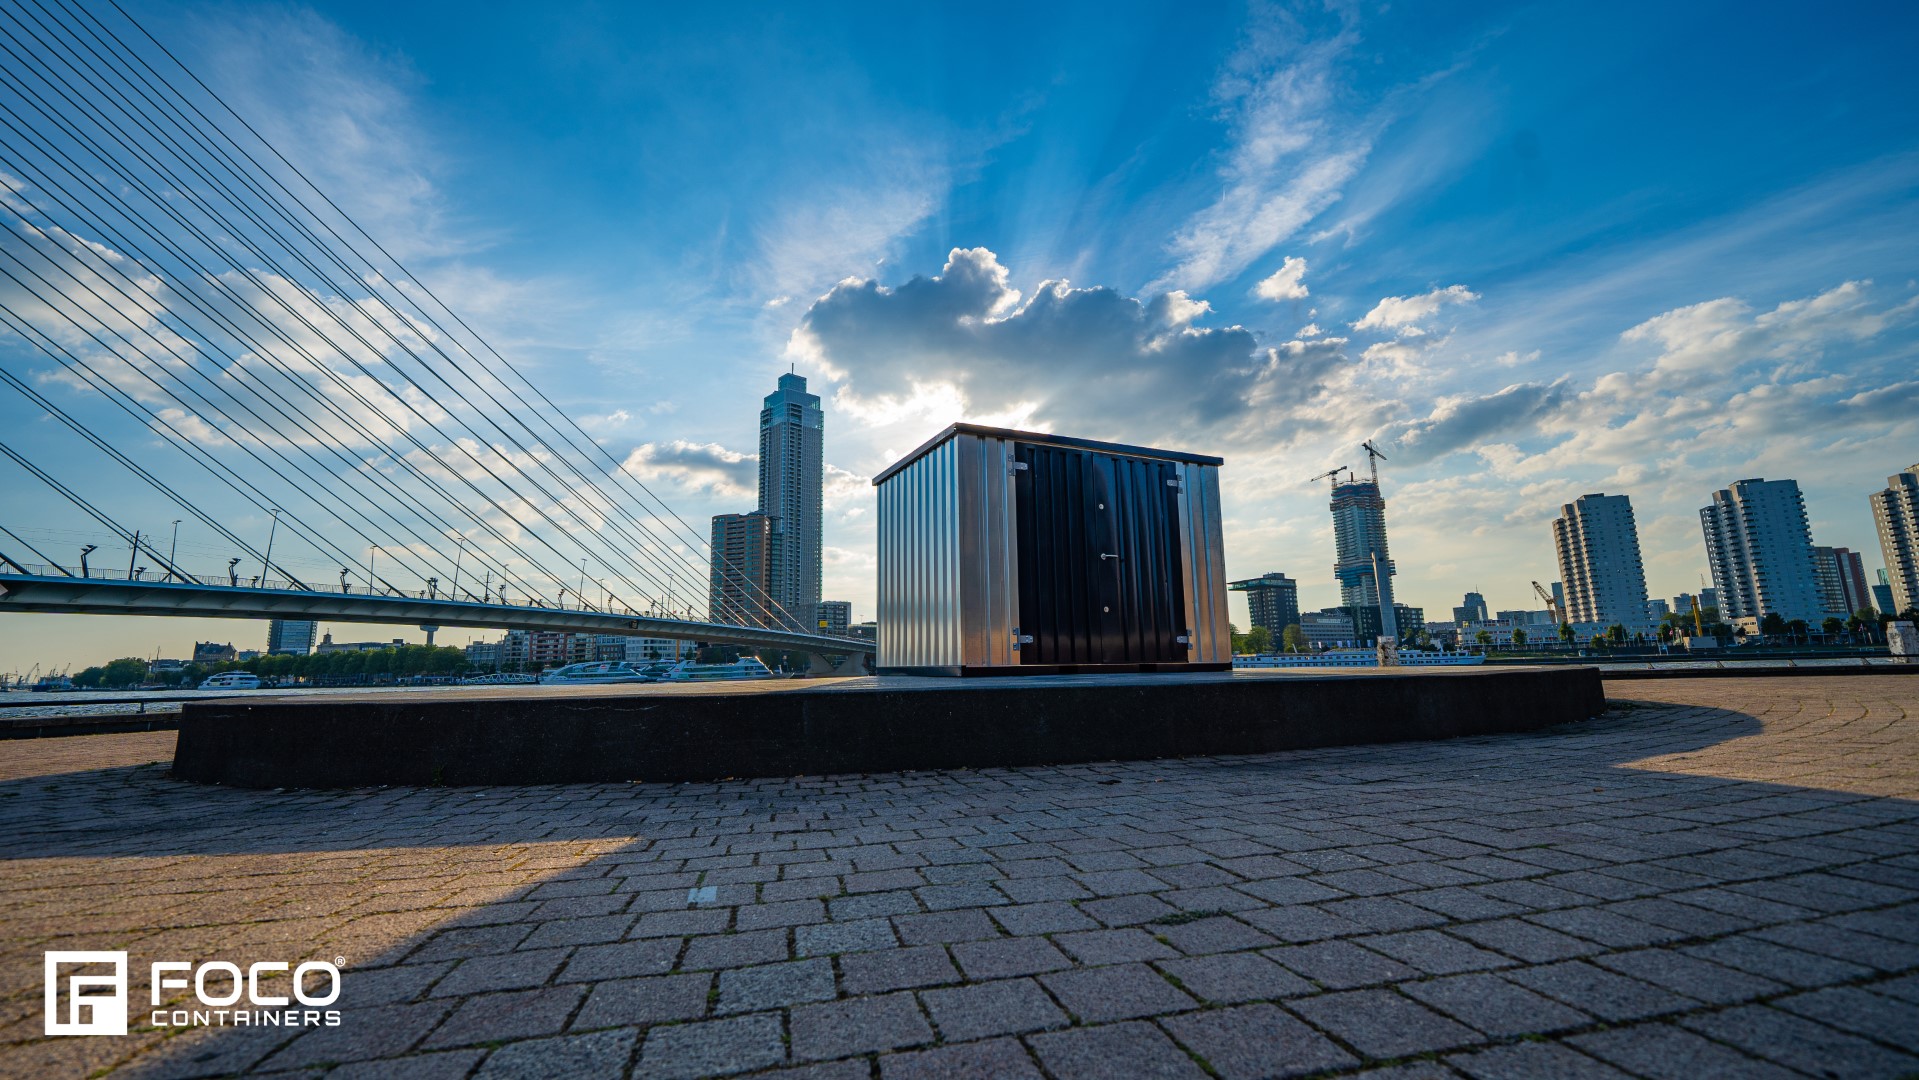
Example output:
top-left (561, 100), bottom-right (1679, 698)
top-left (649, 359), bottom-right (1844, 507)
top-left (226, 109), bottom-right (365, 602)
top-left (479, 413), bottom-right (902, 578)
top-left (1, 674), bottom-right (1915, 1078)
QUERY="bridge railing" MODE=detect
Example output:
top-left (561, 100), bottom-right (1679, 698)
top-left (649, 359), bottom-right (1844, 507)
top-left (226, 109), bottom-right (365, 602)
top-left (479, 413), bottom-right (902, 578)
top-left (2, 562), bottom-right (869, 641)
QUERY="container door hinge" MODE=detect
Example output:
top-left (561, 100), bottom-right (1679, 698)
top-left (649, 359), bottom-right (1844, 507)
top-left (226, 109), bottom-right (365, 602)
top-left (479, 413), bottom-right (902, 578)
top-left (1009, 462), bottom-right (1029, 474)
top-left (1175, 634), bottom-right (1191, 645)
top-left (1166, 478), bottom-right (1182, 488)
top-left (1012, 631), bottom-right (1034, 648)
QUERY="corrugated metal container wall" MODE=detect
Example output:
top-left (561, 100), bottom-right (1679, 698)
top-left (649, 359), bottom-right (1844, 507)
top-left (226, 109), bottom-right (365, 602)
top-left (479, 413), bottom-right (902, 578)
top-left (875, 425), bottom-right (1230, 676)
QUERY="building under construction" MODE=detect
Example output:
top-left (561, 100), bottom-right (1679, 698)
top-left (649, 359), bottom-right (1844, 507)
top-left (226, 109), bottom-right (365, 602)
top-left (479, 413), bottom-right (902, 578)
top-left (1329, 446), bottom-right (1395, 611)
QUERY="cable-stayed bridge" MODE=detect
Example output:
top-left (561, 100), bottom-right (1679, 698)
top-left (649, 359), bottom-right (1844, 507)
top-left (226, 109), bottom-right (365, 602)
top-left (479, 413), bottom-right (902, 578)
top-left (0, 0), bottom-right (870, 667)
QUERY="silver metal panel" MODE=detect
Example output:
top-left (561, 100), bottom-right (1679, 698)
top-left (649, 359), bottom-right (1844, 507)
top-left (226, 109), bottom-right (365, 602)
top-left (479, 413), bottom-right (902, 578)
top-left (877, 436), bottom-right (962, 669)
top-left (1175, 462), bottom-right (1232, 664)
top-left (954, 434), bottom-right (1020, 668)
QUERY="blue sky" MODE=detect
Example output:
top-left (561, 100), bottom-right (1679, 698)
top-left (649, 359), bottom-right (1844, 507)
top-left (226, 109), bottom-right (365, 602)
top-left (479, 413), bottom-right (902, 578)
top-left (2, 0), bottom-right (1917, 668)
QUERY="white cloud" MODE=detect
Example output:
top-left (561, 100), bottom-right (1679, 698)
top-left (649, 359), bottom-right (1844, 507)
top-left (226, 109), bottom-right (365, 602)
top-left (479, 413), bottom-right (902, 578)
top-left (1353, 285), bottom-right (1480, 333)
top-left (1253, 256), bottom-right (1310, 301)
top-left (1150, 12), bottom-right (1370, 293)
top-left (619, 440), bottom-right (757, 500)
top-left (788, 247), bottom-right (1351, 448)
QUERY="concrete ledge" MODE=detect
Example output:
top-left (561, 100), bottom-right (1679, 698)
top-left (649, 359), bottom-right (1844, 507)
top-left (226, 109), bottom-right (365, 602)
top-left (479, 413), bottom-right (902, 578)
top-left (173, 667), bottom-right (1605, 788)
top-left (0, 715), bottom-right (182, 740)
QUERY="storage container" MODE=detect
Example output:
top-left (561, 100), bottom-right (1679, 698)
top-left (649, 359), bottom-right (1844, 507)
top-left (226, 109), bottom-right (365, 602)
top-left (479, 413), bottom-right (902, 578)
top-left (873, 424), bottom-right (1230, 675)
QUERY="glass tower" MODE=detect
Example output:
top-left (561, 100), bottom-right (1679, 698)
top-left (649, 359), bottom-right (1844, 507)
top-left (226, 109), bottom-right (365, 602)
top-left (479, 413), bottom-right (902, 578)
top-left (758, 373), bottom-right (824, 631)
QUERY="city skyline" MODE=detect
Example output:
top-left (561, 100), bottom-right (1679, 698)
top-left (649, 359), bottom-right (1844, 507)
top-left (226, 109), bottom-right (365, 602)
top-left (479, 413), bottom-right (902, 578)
top-left (3, 0), bottom-right (1917, 669)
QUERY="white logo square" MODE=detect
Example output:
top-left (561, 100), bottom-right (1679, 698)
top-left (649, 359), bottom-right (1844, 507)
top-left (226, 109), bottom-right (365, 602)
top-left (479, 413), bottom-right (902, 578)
top-left (44, 951), bottom-right (128, 1036)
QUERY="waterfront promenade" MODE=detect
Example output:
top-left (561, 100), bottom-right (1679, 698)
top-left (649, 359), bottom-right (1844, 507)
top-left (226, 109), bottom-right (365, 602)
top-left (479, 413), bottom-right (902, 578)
top-left (3, 675), bottom-right (1916, 1078)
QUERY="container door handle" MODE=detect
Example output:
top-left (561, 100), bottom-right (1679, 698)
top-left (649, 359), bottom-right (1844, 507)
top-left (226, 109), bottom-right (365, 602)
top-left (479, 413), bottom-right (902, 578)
top-left (1099, 553), bottom-right (1121, 561)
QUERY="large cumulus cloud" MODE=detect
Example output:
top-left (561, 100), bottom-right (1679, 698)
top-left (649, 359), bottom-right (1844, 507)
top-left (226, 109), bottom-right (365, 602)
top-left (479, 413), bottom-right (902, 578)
top-left (787, 247), bottom-right (1347, 447)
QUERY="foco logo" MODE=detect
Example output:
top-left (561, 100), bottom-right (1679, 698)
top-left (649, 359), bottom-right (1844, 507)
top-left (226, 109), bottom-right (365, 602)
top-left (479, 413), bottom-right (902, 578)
top-left (45, 950), bottom-right (343, 1035)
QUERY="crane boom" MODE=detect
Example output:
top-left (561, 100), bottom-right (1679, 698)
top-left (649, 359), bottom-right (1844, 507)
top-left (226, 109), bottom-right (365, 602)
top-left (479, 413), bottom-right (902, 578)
top-left (1308, 467), bottom-right (1348, 493)
top-left (1360, 440), bottom-right (1388, 486)
top-left (1531, 580), bottom-right (1563, 627)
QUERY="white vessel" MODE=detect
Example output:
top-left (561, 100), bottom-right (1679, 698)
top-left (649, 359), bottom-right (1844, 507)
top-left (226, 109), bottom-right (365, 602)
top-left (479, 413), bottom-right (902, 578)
top-left (1234, 649), bottom-right (1484, 669)
top-left (659, 657), bottom-right (778, 681)
top-left (199, 671), bottom-right (264, 689)
top-left (538, 662), bottom-right (654, 685)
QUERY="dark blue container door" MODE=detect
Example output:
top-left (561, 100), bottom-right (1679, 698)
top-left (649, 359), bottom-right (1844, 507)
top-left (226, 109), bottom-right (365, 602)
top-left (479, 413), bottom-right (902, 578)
top-left (1014, 444), bottom-right (1187, 665)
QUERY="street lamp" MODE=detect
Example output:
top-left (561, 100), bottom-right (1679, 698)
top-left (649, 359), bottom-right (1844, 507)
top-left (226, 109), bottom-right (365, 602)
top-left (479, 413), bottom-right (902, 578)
top-left (450, 536), bottom-right (466, 597)
top-left (166, 520), bottom-right (181, 582)
top-left (339, 568), bottom-right (351, 593)
top-left (227, 557), bottom-right (241, 586)
top-left (79, 544), bottom-right (96, 577)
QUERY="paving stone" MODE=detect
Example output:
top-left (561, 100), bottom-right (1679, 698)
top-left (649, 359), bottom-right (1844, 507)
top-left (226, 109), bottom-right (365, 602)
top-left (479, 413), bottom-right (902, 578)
top-left (1447, 917), bottom-right (1602, 962)
top-left (894, 908), bottom-right (1001, 945)
top-left (1356, 930), bottom-right (1518, 975)
top-left (1156, 915), bottom-right (1278, 955)
top-left (735, 898), bottom-right (826, 931)
top-left (258, 1001), bottom-right (454, 1069)
top-left (1399, 972), bottom-right (1590, 1036)
top-left (879, 1037), bottom-right (1043, 1080)
top-left (473, 1029), bottom-right (636, 1079)
top-left (682, 928), bottom-right (790, 969)
top-left (521, 914), bottom-right (634, 949)
top-left (1771, 984), bottom-right (1919, 1047)
top-left (1320, 897), bottom-right (1450, 932)
top-left (790, 991), bottom-right (935, 1060)
top-left (1683, 935), bottom-right (1874, 988)
top-left (921, 977), bottom-right (1068, 1040)
top-left (829, 891), bottom-right (920, 921)
top-left (1677, 1004), bottom-right (1919, 1078)
top-left (1040, 962), bottom-right (1195, 1023)
top-left (1526, 907), bottom-right (1689, 948)
top-left (423, 986), bottom-right (587, 1049)
top-left (329, 1049), bottom-right (486, 1080)
top-left (1448, 1040), bottom-right (1633, 1080)
top-left (839, 944), bottom-right (960, 995)
top-left (1264, 940), bottom-right (1418, 989)
top-left (990, 901), bottom-right (1100, 935)
top-left (1502, 960), bottom-right (1694, 1022)
top-left (1156, 951), bottom-right (1313, 1003)
top-left (1589, 947), bottom-right (1786, 1005)
top-left (918, 882), bottom-right (1010, 909)
top-left (1569, 1023), bottom-right (1802, 1080)
top-left (716, 958), bottom-right (836, 1013)
top-left (1287, 987), bottom-right (1479, 1059)
top-left (572, 973), bottom-right (710, 1030)
top-left (1055, 927), bottom-right (1179, 964)
top-left (639, 1013), bottom-right (786, 1079)
top-left (1028, 1020), bottom-right (1209, 1080)
top-left (430, 948), bottom-right (570, 996)
top-left (1162, 1002), bottom-right (1356, 1078)
top-left (1079, 892), bottom-right (1179, 926)
top-left (950, 936), bottom-right (1073, 980)
top-left (1237, 904), bottom-right (1369, 942)
top-left (558, 938), bottom-right (682, 982)
top-left (795, 917), bottom-right (897, 956)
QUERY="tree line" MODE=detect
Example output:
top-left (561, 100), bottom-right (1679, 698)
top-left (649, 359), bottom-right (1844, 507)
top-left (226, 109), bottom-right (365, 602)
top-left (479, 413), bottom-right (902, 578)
top-left (71, 644), bottom-right (469, 688)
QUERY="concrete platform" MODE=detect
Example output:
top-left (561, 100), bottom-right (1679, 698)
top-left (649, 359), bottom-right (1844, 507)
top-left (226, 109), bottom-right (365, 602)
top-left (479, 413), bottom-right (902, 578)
top-left (173, 666), bottom-right (1605, 788)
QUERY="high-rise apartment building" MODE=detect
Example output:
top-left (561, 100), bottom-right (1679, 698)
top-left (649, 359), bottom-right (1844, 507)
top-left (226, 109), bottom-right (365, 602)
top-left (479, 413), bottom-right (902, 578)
top-left (1230, 573), bottom-right (1301, 637)
top-left (1700, 478), bottom-right (1825, 623)
top-left (815, 600), bottom-right (852, 637)
top-left (1552, 493), bottom-right (1652, 631)
top-left (1812, 546), bottom-right (1871, 618)
top-left (266, 619), bottom-right (317, 655)
top-left (759, 373), bottom-right (824, 630)
top-left (1646, 599), bottom-right (1671, 622)
top-left (709, 511), bottom-right (783, 628)
top-left (1870, 464), bottom-right (1919, 616)
top-left (1331, 479), bottom-right (1392, 608)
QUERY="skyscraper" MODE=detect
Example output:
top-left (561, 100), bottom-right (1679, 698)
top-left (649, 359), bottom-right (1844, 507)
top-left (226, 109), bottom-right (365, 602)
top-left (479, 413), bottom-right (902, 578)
top-left (1700, 478), bottom-right (1825, 624)
top-left (1330, 478), bottom-right (1392, 609)
top-left (1451, 591), bottom-right (1488, 624)
top-left (1870, 464), bottom-right (1919, 616)
top-left (709, 511), bottom-right (782, 627)
top-left (266, 619), bottom-right (317, 655)
top-left (759, 373), bottom-right (824, 630)
top-left (1552, 493), bottom-right (1652, 631)
top-left (1230, 573), bottom-right (1300, 638)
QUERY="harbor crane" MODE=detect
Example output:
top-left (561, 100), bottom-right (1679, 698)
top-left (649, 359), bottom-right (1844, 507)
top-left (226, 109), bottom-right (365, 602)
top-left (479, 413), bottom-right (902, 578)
top-left (1531, 580), bottom-right (1564, 627)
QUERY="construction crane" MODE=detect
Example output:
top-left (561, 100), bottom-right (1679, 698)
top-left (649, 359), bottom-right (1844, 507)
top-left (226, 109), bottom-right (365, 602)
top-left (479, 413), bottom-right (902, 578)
top-left (1308, 467), bottom-right (1348, 493)
top-left (1360, 440), bottom-right (1388, 485)
top-left (1531, 580), bottom-right (1563, 627)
